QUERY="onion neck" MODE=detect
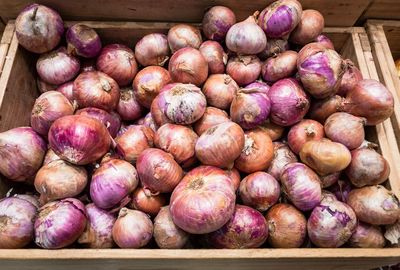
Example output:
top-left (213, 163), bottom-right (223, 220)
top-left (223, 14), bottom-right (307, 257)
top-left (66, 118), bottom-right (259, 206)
top-left (31, 6), bottom-right (39, 21)
top-left (188, 178), bottom-right (204, 190)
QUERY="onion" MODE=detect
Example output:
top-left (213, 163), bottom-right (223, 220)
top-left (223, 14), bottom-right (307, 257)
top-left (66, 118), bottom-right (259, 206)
top-left (297, 42), bottom-right (344, 99)
top-left (268, 78), bottom-right (310, 126)
top-left (168, 47), bottom-right (208, 86)
top-left (90, 159), bottom-right (139, 209)
top-left (258, 38), bottom-right (289, 60)
top-left (245, 80), bottom-right (271, 93)
top-left (320, 171), bottom-right (340, 188)
top-left (258, 120), bottom-right (285, 141)
top-left (31, 91), bottom-right (75, 136)
top-left (34, 198), bottom-right (87, 249)
top-left (66, 24), bottom-right (102, 58)
top-left (329, 179), bottom-right (352, 202)
top-left (202, 6), bottom-right (236, 41)
top-left (308, 95), bottom-right (344, 123)
top-left (0, 197), bottom-right (37, 248)
top-left (287, 119), bottom-right (324, 154)
top-left (36, 47), bottom-right (80, 85)
top-left (348, 222), bottom-right (386, 248)
top-left (43, 149), bottom-right (61, 165)
top-left (261, 50), bottom-right (298, 83)
top-left (135, 33), bottom-right (170, 66)
top-left (385, 221), bottom-right (400, 246)
top-left (142, 112), bottom-right (159, 132)
top-left (280, 163), bottom-right (322, 211)
top-left (116, 87), bottom-right (143, 121)
top-left (342, 79), bottom-right (394, 125)
top-left (0, 127), bottom-right (46, 181)
top-left (78, 203), bottom-right (116, 248)
top-left (195, 122), bottom-right (245, 169)
top-left (226, 55), bottom-right (262, 86)
top-left (132, 66), bottom-right (171, 108)
top-left (206, 205), bottom-right (268, 248)
top-left (226, 13), bottom-right (267, 55)
top-left (34, 159), bottom-right (88, 203)
top-left (112, 208), bottom-right (153, 248)
top-left (137, 148), bottom-right (183, 194)
top-left (234, 128), bottom-right (274, 173)
top-left (267, 142), bottom-right (298, 180)
top-left (199, 41), bottom-right (227, 74)
top-left (75, 107), bottom-right (121, 138)
top-left (193, 107), bottom-right (230, 136)
top-left (347, 185), bottom-right (400, 225)
top-left (265, 203), bottom-right (307, 248)
top-left (150, 92), bottom-right (173, 126)
top-left (130, 187), bottom-right (167, 216)
top-left (167, 24), bottom-right (202, 53)
top-left (315, 34), bottom-right (335, 50)
top-left (345, 148), bottom-right (390, 187)
top-left (48, 115), bottom-right (111, 165)
top-left (15, 4), bottom-right (64, 53)
top-left (116, 125), bottom-right (154, 163)
top-left (13, 195), bottom-right (40, 209)
top-left (337, 59), bottom-right (363, 96)
top-left (290, 10), bottom-right (324, 45)
top-left (202, 74), bottom-right (239, 110)
top-left (73, 71), bottom-right (120, 112)
top-left (307, 198), bottom-right (357, 247)
top-left (170, 166), bottom-right (235, 234)
top-left (56, 82), bottom-right (75, 103)
top-left (225, 168), bottom-right (241, 191)
top-left (37, 78), bottom-right (58, 93)
top-left (154, 206), bottom-right (189, 249)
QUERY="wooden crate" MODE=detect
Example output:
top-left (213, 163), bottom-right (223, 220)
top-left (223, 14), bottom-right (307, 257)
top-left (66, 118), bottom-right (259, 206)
top-left (359, 1), bottom-right (400, 23)
top-left (0, 21), bottom-right (400, 270)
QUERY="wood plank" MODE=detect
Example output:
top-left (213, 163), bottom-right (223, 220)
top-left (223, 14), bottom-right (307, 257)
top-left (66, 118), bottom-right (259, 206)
top-left (0, 22), bottom-right (15, 75)
top-left (359, 0), bottom-right (400, 23)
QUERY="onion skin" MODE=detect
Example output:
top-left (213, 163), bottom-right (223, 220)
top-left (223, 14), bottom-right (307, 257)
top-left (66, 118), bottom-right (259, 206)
top-left (225, 168), bottom-right (241, 191)
top-left (347, 185), bottom-right (400, 225)
top-left (234, 128), bottom-right (274, 173)
top-left (112, 208), bottom-right (153, 248)
top-left (202, 6), bottom-right (236, 42)
top-left (16, 4), bottom-right (64, 54)
top-left (34, 198), bottom-right (87, 249)
top-left (384, 220), bottom-right (400, 246)
top-left (320, 172), bottom-right (340, 188)
top-left (268, 78), bottom-right (310, 126)
top-left (75, 107), bottom-right (121, 138)
top-left (195, 122), bottom-right (245, 169)
top-left (329, 179), bottom-right (352, 202)
top-left (43, 149), bottom-right (61, 166)
top-left (116, 87), bottom-right (143, 121)
top-left (287, 119), bottom-right (324, 154)
top-left (308, 95), bottom-right (344, 123)
top-left (226, 55), bottom-right (262, 86)
top-left (245, 81), bottom-right (270, 93)
top-left (202, 74), bottom-right (239, 110)
top-left (199, 41), bottom-right (227, 74)
top-left (193, 107), bottom-right (230, 136)
top-left (265, 203), bottom-right (307, 248)
top-left (280, 163), bottom-right (322, 211)
top-left (290, 10), bottom-right (324, 45)
top-left (267, 142), bottom-right (298, 181)
top-left (0, 127), bottom-right (46, 181)
top-left (258, 38), bottom-right (289, 60)
top-left (135, 33), bottom-right (170, 66)
top-left (170, 166), bottom-right (236, 234)
top-left (348, 222), bottom-right (386, 248)
top-left (142, 112), bottom-right (159, 132)
top-left (154, 206), bottom-right (189, 249)
top-left (150, 91), bottom-right (173, 126)
top-left (130, 187), bottom-right (167, 216)
top-left (167, 24), bottom-right (202, 53)
top-left (315, 34), bottom-right (335, 50)
top-left (206, 205), bottom-right (268, 248)
top-left (13, 195), bottom-right (40, 209)
top-left (37, 78), bottom-right (58, 93)
top-left (0, 197), bottom-right (37, 248)
top-left (261, 50), bottom-right (298, 83)
top-left (56, 82), bottom-right (75, 103)
top-left (66, 24), bottom-right (102, 58)
top-left (337, 59), bottom-right (363, 96)
top-left (258, 120), bottom-right (284, 141)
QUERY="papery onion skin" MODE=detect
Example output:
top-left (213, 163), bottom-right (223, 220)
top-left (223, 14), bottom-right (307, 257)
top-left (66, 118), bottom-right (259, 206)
top-left (66, 24), bottom-right (102, 58)
top-left (116, 125), bottom-right (154, 163)
top-left (202, 6), bottom-right (236, 42)
top-left (13, 194), bottom-right (40, 209)
top-left (142, 112), bottom-right (159, 132)
top-left (280, 163), bottom-right (322, 211)
top-left (245, 81), bottom-right (270, 93)
top-left (37, 78), bottom-right (58, 93)
top-left (117, 87), bottom-right (143, 121)
top-left (78, 203), bottom-right (116, 248)
top-left (265, 203), bottom-right (307, 248)
top-left (290, 9), bottom-right (324, 45)
top-left (135, 33), bottom-right (170, 66)
top-left (194, 107), bottom-right (230, 136)
top-left (48, 115), bottom-right (111, 165)
top-left (347, 185), bottom-right (400, 225)
top-left (261, 50), bottom-right (298, 83)
top-left (329, 179), bottom-right (352, 202)
top-left (258, 120), bottom-right (285, 141)
top-left (0, 127), bottom-right (46, 181)
top-left (168, 24), bottom-right (202, 53)
top-left (202, 74), bottom-right (239, 110)
top-left (225, 168), bottom-right (241, 191)
top-left (170, 166), bottom-right (236, 234)
top-left (75, 107), bottom-right (121, 138)
top-left (16, 4), bottom-right (64, 54)
top-left (337, 59), bottom-right (363, 96)
top-left (195, 122), bottom-right (245, 169)
top-left (315, 34), bottom-right (335, 50)
top-left (258, 38), bottom-right (289, 60)
top-left (154, 206), bottom-right (189, 249)
top-left (308, 95), bottom-right (344, 123)
top-left (206, 205), bottom-right (268, 248)
top-left (56, 82), bottom-right (75, 103)
top-left (199, 41), bottom-right (227, 74)
top-left (43, 149), bottom-right (61, 166)
top-left (130, 187), bottom-right (167, 216)
top-left (320, 171), bottom-right (340, 188)
top-left (267, 142), bottom-right (298, 181)
top-left (384, 220), bottom-right (400, 246)
top-left (0, 197), bottom-right (37, 248)
top-left (287, 119), bottom-right (324, 154)
top-left (348, 222), bottom-right (386, 248)
top-left (112, 208), bottom-right (153, 248)
top-left (150, 91), bottom-right (173, 127)
top-left (34, 198), bottom-right (87, 249)
top-left (226, 55), bottom-right (262, 86)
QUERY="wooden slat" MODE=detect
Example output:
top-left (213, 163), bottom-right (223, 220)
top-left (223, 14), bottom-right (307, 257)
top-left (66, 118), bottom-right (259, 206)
top-left (359, 0), bottom-right (400, 23)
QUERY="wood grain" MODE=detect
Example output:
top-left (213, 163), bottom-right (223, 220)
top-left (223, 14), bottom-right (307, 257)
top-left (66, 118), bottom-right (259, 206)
top-left (359, 0), bottom-right (400, 23)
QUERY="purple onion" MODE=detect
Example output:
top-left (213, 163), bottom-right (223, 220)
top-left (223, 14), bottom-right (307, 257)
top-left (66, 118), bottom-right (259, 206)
top-left (199, 41), bottom-right (227, 74)
top-left (66, 24), bottom-right (102, 58)
top-left (258, 38), bottom-right (290, 60)
top-left (348, 222), bottom-right (386, 248)
top-left (75, 107), bottom-right (121, 138)
top-left (56, 82), bottom-right (75, 103)
top-left (261, 50), bottom-right (298, 83)
top-left (315, 34), bottom-right (335, 50)
top-left (267, 142), bottom-right (298, 180)
top-left (202, 6), bottom-right (236, 42)
top-left (135, 33), bottom-right (170, 66)
top-left (337, 59), bottom-right (363, 97)
top-left (13, 194), bottom-right (40, 209)
top-left (245, 81), bottom-right (270, 93)
top-left (116, 87), bottom-right (143, 121)
top-left (329, 179), bottom-right (352, 202)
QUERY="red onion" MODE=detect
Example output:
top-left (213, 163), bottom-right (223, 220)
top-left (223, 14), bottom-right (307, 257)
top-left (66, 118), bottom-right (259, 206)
top-left (31, 91), bottom-right (75, 136)
top-left (195, 122), bottom-right (245, 169)
top-left (73, 71), bottom-right (120, 112)
top-left (135, 33), bottom-right (170, 66)
top-left (337, 59), bottom-right (363, 96)
top-left (43, 148), bottom-right (61, 165)
top-left (258, 120), bottom-right (284, 141)
top-left (320, 171), bottom-right (340, 188)
top-left (206, 205), bottom-right (268, 248)
top-left (117, 87), bottom-right (143, 121)
top-left (13, 195), bottom-right (40, 209)
top-left (280, 163), bottom-right (322, 211)
top-left (347, 185), bottom-right (400, 225)
top-left (48, 115), bottom-right (111, 165)
top-left (90, 159), bottom-right (139, 209)
top-left (0, 127), bottom-right (46, 181)
top-left (142, 112), bottom-right (159, 132)
top-left (170, 166), bottom-right (236, 234)
top-left (66, 24), bottom-right (102, 58)
top-left (307, 198), bottom-right (357, 247)
top-left (132, 66), bottom-right (171, 108)
top-left (96, 44), bottom-right (138, 86)
top-left (56, 82), bottom-right (75, 103)
top-left (261, 50), bottom-right (298, 83)
top-left (225, 168), bottom-right (241, 191)
top-left (199, 41), bottom-right (227, 74)
top-left (202, 6), bottom-right (236, 42)
top-left (34, 198), bottom-right (87, 249)
top-left (116, 125), bottom-right (154, 163)
top-left (245, 80), bottom-right (270, 93)
top-left (168, 47), bottom-right (208, 86)
top-left (75, 107), bottom-right (121, 138)
top-left (154, 206), bottom-right (189, 249)
top-left (37, 78), bottom-right (58, 93)
top-left (15, 4), bottom-right (64, 53)
top-left (193, 107), bottom-right (230, 136)
top-left (151, 93), bottom-right (173, 127)
top-left (226, 55), bottom-right (262, 86)
top-left (348, 222), bottom-right (386, 248)
top-left (130, 187), bottom-right (167, 216)
top-left (268, 78), bottom-right (310, 126)
top-left (202, 74), bottom-right (239, 110)
top-left (329, 179), bottom-right (352, 202)
top-left (36, 47), bottom-right (80, 85)
top-left (265, 203), bottom-right (307, 248)
top-left (315, 34), bottom-right (335, 50)
top-left (0, 197), bottom-right (37, 248)
top-left (234, 128), bottom-right (274, 173)
top-left (226, 13), bottom-right (267, 55)
top-left (167, 24), bottom-right (202, 53)
top-left (267, 142), bottom-right (298, 180)
top-left (112, 208), bottom-right (153, 248)
top-left (308, 95), bottom-right (344, 123)
top-left (287, 119), bottom-right (324, 154)
top-left (290, 9), bottom-right (324, 45)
